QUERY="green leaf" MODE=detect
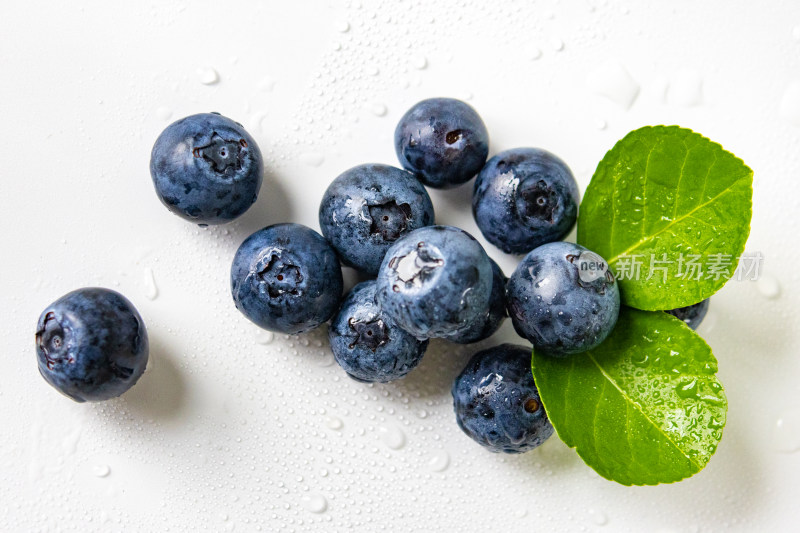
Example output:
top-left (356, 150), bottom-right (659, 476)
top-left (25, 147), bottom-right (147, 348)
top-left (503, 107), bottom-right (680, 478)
top-left (577, 126), bottom-right (753, 310)
top-left (532, 308), bottom-right (727, 486)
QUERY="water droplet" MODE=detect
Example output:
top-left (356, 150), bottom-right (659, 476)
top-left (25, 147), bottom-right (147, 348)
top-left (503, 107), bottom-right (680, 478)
top-left (594, 118), bottom-right (608, 130)
top-left (325, 416), bottom-right (343, 431)
top-left (379, 424), bottom-right (406, 450)
top-left (197, 67), bottom-right (220, 85)
top-left (336, 20), bottom-right (350, 33)
top-left (527, 46), bottom-right (542, 60)
top-left (62, 428), bottom-right (82, 454)
top-left (249, 112), bottom-right (268, 134)
top-left (300, 493), bottom-right (328, 514)
top-left (92, 464), bottom-right (111, 478)
top-left (779, 81), bottom-right (800, 127)
top-left (254, 329), bottom-right (274, 345)
top-left (369, 102), bottom-right (387, 116)
top-left (773, 409), bottom-right (800, 452)
top-left (675, 379), bottom-right (699, 399)
top-left (757, 274), bottom-right (781, 299)
top-left (411, 55), bottom-right (428, 70)
top-left (588, 508), bottom-right (609, 526)
top-left (315, 350), bottom-right (335, 367)
top-left (299, 152), bottom-right (325, 167)
top-left (426, 450), bottom-right (450, 472)
top-left (586, 60), bottom-right (639, 109)
top-left (551, 37), bottom-right (565, 51)
top-left (144, 267), bottom-right (159, 300)
top-left (666, 69), bottom-right (703, 107)
top-left (258, 76), bottom-right (276, 92)
top-left (156, 106), bottom-right (172, 121)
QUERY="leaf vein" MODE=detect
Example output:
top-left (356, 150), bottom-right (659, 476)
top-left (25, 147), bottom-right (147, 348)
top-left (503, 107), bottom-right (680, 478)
top-left (697, 151), bottom-right (719, 205)
top-left (607, 163), bottom-right (622, 254)
top-left (607, 172), bottom-right (751, 264)
top-left (585, 352), bottom-right (703, 471)
top-left (642, 145), bottom-right (653, 238)
top-left (671, 142), bottom-right (692, 222)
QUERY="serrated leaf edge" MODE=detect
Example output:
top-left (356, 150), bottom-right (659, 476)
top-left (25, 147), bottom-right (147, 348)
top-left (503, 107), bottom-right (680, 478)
top-left (606, 173), bottom-right (752, 265)
top-left (577, 124), bottom-right (754, 310)
top-left (531, 312), bottom-right (727, 486)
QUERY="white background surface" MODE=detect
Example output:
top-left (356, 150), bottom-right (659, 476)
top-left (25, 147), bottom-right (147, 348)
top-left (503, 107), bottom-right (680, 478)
top-left (1, 1), bottom-right (799, 531)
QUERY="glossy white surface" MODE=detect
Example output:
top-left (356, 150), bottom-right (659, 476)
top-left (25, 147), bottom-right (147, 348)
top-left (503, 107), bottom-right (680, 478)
top-left (1, 1), bottom-right (798, 531)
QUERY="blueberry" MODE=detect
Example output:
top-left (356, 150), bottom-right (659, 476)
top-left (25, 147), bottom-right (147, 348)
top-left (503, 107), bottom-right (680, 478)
top-left (150, 112), bottom-right (263, 225)
top-left (35, 288), bottom-right (149, 402)
top-left (231, 223), bottom-right (343, 334)
top-left (452, 343), bottom-right (553, 453)
top-left (394, 98), bottom-right (489, 189)
top-left (506, 242), bottom-right (620, 356)
top-left (473, 148), bottom-right (579, 254)
top-left (666, 298), bottom-right (709, 330)
top-left (329, 281), bottom-right (429, 383)
top-left (444, 258), bottom-right (507, 344)
top-left (375, 225), bottom-right (493, 339)
top-left (319, 164), bottom-right (435, 275)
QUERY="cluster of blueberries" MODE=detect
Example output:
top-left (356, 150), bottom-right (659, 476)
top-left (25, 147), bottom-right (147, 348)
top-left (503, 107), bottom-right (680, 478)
top-left (34, 99), bottom-right (709, 454)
